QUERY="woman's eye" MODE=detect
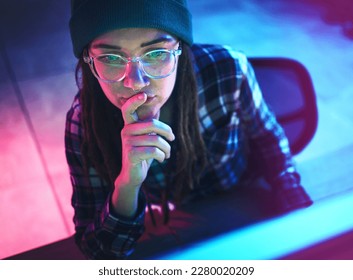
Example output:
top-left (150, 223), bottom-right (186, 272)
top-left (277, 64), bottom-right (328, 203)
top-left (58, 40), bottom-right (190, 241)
top-left (145, 51), bottom-right (167, 61)
top-left (98, 55), bottom-right (124, 65)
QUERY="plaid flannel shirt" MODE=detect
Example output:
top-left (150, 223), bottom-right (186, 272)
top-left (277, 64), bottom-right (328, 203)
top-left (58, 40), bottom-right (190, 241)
top-left (65, 44), bottom-right (312, 259)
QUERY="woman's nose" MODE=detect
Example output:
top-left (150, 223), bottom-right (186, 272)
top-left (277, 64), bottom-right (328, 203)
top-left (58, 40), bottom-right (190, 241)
top-left (123, 61), bottom-right (150, 91)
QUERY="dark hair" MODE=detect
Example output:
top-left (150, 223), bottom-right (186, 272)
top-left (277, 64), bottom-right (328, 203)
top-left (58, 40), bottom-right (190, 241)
top-left (75, 44), bottom-right (208, 200)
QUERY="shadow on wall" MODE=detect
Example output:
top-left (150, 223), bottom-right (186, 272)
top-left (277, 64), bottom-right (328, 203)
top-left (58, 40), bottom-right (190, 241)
top-left (305, 0), bottom-right (353, 39)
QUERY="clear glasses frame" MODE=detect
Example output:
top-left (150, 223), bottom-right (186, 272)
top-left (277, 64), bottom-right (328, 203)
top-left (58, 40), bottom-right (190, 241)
top-left (83, 44), bottom-right (182, 83)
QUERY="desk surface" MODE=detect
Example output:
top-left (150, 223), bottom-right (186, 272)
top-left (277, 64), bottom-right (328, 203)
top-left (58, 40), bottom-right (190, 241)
top-left (6, 228), bottom-right (353, 260)
top-left (6, 191), bottom-right (353, 260)
top-left (5, 236), bottom-right (85, 260)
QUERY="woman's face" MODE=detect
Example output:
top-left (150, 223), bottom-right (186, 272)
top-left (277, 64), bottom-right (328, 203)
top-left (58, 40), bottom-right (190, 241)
top-left (88, 28), bottom-right (179, 120)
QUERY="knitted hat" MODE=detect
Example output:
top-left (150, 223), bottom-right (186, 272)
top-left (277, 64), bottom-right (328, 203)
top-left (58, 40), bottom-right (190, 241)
top-left (69, 0), bottom-right (193, 58)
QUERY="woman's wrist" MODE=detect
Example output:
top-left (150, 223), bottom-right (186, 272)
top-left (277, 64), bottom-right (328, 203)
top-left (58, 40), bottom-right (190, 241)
top-left (111, 177), bottom-right (141, 218)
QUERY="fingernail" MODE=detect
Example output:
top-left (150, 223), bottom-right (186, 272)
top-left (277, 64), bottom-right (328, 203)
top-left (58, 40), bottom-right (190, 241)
top-left (137, 92), bottom-right (146, 100)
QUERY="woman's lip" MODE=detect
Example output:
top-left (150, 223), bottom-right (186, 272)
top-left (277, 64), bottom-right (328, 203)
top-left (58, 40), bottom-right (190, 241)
top-left (118, 95), bottom-right (156, 106)
top-left (120, 94), bottom-right (156, 103)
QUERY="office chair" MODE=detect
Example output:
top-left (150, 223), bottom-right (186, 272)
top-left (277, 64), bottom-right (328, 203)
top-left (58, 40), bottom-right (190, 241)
top-left (249, 57), bottom-right (318, 155)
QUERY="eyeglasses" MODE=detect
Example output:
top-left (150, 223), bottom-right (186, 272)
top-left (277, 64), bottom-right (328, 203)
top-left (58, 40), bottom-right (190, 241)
top-left (83, 45), bottom-right (182, 83)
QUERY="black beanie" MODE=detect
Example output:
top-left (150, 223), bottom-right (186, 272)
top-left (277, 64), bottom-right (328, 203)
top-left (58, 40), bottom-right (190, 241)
top-left (69, 0), bottom-right (193, 58)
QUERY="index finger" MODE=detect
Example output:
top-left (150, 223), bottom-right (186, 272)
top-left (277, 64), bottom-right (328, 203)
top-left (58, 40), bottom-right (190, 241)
top-left (121, 93), bottom-right (147, 124)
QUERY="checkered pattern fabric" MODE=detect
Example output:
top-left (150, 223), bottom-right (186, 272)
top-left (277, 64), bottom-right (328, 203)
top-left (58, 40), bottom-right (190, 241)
top-left (65, 44), bottom-right (312, 259)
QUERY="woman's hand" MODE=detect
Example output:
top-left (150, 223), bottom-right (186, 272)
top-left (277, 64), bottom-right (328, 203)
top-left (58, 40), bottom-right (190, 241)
top-left (111, 93), bottom-right (175, 217)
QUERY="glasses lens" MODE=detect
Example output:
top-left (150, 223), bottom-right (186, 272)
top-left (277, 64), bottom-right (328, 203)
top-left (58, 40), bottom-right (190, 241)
top-left (94, 54), bottom-right (126, 81)
top-left (141, 50), bottom-right (175, 78)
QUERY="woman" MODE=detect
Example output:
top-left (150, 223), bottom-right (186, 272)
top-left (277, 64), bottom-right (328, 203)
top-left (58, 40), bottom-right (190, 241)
top-left (66, 0), bottom-right (312, 259)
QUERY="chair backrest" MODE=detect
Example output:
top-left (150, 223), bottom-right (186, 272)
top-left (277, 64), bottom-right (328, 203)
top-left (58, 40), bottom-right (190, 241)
top-left (249, 57), bottom-right (318, 155)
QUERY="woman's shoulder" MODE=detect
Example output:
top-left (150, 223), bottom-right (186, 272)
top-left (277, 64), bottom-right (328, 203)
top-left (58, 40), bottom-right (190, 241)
top-left (191, 43), bottom-right (248, 72)
top-left (66, 92), bottom-right (81, 118)
top-left (65, 92), bottom-right (82, 135)
top-left (192, 45), bottom-right (246, 133)
top-left (190, 44), bottom-right (250, 93)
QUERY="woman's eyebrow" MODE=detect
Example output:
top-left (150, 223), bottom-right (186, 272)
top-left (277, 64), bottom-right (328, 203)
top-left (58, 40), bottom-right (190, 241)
top-left (91, 43), bottom-right (121, 50)
top-left (91, 36), bottom-right (175, 50)
top-left (140, 36), bottom-right (175, 47)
